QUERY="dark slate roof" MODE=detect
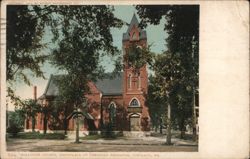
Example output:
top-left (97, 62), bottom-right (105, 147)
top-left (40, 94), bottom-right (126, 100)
top-left (95, 72), bottom-right (123, 95)
top-left (40, 73), bottom-right (123, 99)
top-left (122, 13), bottom-right (147, 41)
top-left (42, 74), bottom-right (62, 97)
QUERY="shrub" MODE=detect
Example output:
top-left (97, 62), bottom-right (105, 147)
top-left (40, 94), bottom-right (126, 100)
top-left (102, 123), bottom-right (115, 138)
top-left (7, 124), bottom-right (22, 137)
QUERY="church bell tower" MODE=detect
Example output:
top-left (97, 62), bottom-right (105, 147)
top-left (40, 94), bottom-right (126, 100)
top-left (122, 14), bottom-right (150, 131)
top-left (122, 13), bottom-right (148, 94)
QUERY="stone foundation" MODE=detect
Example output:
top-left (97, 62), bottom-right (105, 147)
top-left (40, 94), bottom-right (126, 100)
top-left (123, 131), bottom-right (150, 138)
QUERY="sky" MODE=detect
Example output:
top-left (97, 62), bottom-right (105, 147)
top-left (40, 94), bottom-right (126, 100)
top-left (8, 5), bottom-right (167, 110)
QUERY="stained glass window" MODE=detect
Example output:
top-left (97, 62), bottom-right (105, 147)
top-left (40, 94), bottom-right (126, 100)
top-left (109, 103), bottom-right (116, 126)
top-left (130, 99), bottom-right (139, 107)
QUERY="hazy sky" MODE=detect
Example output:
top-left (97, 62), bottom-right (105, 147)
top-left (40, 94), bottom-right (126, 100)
top-left (8, 5), bottom-right (167, 110)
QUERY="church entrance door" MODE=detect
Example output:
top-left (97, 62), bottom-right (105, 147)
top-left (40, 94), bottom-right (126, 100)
top-left (130, 115), bottom-right (140, 131)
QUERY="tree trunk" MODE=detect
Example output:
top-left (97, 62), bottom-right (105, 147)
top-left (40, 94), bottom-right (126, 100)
top-left (154, 124), bottom-right (158, 132)
top-left (180, 119), bottom-right (185, 139)
top-left (63, 118), bottom-right (68, 135)
top-left (43, 114), bottom-right (47, 134)
top-left (193, 127), bottom-right (197, 141)
top-left (160, 117), bottom-right (163, 134)
top-left (192, 88), bottom-right (197, 141)
top-left (75, 114), bottom-right (80, 143)
top-left (166, 104), bottom-right (171, 145)
top-left (32, 116), bottom-right (36, 132)
top-left (154, 119), bottom-right (158, 132)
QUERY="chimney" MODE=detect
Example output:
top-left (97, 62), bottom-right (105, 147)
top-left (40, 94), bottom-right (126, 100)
top-left (33, 86), bottom-right (37, 101)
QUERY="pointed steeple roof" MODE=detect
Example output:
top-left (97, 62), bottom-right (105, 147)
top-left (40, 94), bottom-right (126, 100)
top-left (122, 13), bottom-right (147, 41)
top-left (126, 13), bottom-right (140, 33)
top-left (130, 13), bottom-right (139, 26)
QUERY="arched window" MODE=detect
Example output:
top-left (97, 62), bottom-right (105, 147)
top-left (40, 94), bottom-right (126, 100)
top-left (132, 32), bottom-right (137, 40)
top-left (109, 102), bottom-right (116, 126)
top-left (129, 98), bottom-right (140, 107)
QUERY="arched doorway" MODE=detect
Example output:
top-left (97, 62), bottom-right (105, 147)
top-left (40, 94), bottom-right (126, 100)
top-left (129, 113), bottom-right (141, 131)
top-left (129, 98), bottom-right (141, 131)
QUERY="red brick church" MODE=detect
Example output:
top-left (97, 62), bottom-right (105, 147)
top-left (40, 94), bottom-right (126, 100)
top-left (25, 14), bottom-right (150, 134)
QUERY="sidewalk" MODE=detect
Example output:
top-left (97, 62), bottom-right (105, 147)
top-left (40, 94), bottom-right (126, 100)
top-left (74, 136), bottom-right (197, 146)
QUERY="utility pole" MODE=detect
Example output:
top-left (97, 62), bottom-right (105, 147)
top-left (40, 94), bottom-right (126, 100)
top-left (100, 94), bottom-right (104, 135)
top-left (165, 90), bottom-right (171, 145)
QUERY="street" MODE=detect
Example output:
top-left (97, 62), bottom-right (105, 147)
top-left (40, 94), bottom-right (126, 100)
top-left (6, 136), bottom-right (198, 152)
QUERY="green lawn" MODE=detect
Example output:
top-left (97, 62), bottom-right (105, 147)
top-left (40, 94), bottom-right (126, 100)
top-left (7, 132), bottom-right (66, 140)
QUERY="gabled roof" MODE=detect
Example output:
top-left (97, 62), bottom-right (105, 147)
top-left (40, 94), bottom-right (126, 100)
top-left (39, 73), bottom-right (123, 99)
top-left (122, 13), bottom-right (147, 41)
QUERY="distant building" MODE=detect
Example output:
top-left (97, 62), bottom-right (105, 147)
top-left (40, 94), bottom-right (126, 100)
top-left (25, 14), bottom-right (150, 134)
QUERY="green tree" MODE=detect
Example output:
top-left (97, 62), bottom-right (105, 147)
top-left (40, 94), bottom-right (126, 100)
top-left (146, 75), bottom-right (166, 132)
top-left (40, 102), bottom-right (53, 134)
top-left (20, 99), bottom-right (41, 132)
top-left (7, 6), bottom-right (47, 85)
top-left (6, 5), bottom-right (124, 103)
top-left (151, 53), bottom-right (173, 144)
top-left (136, 5), bottom-right (199, 141)
top-left (7, 6), bottom-right (123, 137)
top-left (6, 110), bottom-right (26, 137)
top-left (124, 43), bottom-right (153, 71)
top-left (49, 99), bottom-right (74, 135)
top-left (6, 6), bottom-right (50, 106)
top-left (7, 109), bottom-right (26, 128)
top-left (49, 6), bottom-right (123, 143)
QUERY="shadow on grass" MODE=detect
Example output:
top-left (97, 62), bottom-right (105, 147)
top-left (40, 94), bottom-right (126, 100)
top-left (80, 131), bottom-right (126, 140)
